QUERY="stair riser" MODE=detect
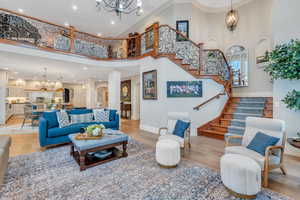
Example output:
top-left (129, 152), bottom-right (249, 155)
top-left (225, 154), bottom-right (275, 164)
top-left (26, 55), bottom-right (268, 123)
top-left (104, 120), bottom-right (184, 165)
top-left (220, 120), bottom-right (231, 126)
top-left (239, 99), bottom-right (266, 103)
top-left (210, 126), bottom-right (227, 132)
top-left (232, 114), bottom-right (261, 120)
top-left (230, 121), bottom-right (246, 127)
top-left (234, 103), bottom-right (265, 107)
top-left (228, 127), bottom-right (245, 135)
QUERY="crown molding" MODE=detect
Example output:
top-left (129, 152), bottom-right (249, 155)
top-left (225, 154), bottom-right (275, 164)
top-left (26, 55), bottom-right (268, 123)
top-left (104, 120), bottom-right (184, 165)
top-left (173, 0), bottom-right (255, 13)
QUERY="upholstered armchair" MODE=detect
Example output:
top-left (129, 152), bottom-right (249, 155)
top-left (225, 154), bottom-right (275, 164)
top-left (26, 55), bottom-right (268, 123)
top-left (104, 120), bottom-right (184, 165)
top-left (225, 117), bottom-right (286, 187)
top-left (158, 112), bottom-right (191, 152)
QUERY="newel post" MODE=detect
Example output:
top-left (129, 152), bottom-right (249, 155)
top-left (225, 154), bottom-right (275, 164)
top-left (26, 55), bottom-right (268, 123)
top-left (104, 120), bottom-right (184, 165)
top-left (153, 22), bottom-right (159, 57)
top-left (69, 26), bottom-right (76, 53)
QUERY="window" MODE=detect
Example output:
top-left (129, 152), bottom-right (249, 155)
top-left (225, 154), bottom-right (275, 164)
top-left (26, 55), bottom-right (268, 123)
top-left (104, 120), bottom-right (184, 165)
top-left (226, 45), bottom-right (248, 87)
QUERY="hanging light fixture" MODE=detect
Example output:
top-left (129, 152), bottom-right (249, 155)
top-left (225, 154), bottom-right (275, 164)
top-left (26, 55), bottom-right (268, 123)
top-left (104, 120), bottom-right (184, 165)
top-left (96, 0), bottom-right (143, 18)
top-left (225, 0), bottom-right (239, 32)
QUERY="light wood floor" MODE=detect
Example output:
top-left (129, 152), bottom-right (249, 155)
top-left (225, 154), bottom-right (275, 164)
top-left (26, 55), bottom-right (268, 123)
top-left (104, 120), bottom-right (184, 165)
top-left (2, 117), bottom-right (300, 199)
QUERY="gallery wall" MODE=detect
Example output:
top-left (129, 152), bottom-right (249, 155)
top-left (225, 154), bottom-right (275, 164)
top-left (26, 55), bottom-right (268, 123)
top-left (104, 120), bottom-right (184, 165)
top-left (139, 57), bottom-right (227, 136)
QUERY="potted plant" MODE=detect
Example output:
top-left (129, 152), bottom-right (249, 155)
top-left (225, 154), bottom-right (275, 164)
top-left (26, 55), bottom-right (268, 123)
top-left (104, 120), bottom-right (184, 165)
top-left (86, 124), bottom-right (105, 137)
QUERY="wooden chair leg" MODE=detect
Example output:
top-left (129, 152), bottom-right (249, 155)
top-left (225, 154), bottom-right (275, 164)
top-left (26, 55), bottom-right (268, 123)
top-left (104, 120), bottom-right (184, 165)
top-left (280, 165), bottom-right (287, 175)
top-left (21, 118), bottom-right (26, 129)
top-left (263, 169), bottom-right (269, 188)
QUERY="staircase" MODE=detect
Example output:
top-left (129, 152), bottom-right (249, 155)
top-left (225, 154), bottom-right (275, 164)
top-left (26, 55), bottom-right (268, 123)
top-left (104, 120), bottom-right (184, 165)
top-left (198, 97), bottom-right (273, 140)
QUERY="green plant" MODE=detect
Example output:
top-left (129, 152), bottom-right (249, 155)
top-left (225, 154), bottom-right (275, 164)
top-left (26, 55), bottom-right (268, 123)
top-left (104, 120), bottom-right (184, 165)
top-left (86, 124), bottom-right (105, 137)
top-left (282, 90), bottom-right (300, 110)
top-left (265, 39), bottom-right (300, 80)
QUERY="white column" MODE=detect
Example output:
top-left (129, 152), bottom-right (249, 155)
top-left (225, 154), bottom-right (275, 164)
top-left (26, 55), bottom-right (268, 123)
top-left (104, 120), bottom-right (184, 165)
top-left (131, 76), bottom-right (140, 120)
top-left (108, 71), bottom-right (121, 112)
top-left (0, 70), bottom-right (8, 124)
top-left (86, 79), bottom-right (96, 109)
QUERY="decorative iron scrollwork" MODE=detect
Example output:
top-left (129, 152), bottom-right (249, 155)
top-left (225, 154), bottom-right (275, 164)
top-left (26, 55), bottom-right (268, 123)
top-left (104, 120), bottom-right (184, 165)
top-left (0, 13), bottom-right (41, 44)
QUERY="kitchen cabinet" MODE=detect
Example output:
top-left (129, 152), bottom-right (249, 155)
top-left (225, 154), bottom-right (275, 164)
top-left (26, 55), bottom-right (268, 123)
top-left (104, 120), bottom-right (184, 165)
top-left (8, 87), bottom-right (25, 97)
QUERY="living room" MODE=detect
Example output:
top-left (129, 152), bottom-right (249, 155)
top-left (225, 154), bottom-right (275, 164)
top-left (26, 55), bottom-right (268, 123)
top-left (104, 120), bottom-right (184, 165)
top-left (1, 0), bottom-right (300, 199)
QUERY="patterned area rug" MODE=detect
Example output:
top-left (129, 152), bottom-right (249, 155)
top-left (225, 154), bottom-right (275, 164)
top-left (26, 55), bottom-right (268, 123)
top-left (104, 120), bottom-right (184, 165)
top-left (0, 140), bottom-right (291, 200)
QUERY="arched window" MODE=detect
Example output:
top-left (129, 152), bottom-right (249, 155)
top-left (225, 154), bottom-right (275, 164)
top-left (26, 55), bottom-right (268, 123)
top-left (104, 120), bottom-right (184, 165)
top-left (226, 45), bottom-right (248, 87)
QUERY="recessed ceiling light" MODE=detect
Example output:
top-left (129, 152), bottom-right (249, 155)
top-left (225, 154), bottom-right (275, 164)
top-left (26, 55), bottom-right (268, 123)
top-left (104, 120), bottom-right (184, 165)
top-left (97, 33), bottom-right (102, 37)
top-left (111, 20), bottom-right (115, 25)
top-left (72, 5), bottom-right (78, 11)
top-left (64, 22), bottom-right (70, 27)
top-left (17, 8), bottom-right (24, 13)
top-left (83, 67), bottom-right (88, 70)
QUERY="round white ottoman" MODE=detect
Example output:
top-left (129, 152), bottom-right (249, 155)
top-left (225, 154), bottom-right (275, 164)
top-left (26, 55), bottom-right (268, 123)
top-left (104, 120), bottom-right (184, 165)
top-left (221, 154), bottom-right (261, 199)
top-left (156, 139), bottom-right (180, 168)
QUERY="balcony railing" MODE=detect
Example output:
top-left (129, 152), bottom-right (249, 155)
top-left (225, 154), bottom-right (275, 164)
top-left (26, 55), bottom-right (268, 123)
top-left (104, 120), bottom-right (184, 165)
top-left (0, 8), bottom-right (230, 81)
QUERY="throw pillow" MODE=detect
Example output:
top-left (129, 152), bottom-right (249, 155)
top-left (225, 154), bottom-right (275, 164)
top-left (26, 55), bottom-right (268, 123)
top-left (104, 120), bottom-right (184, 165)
top-left (173, 120), bottom-right (190, 138)
top-left (70, 113), bottom-right (94, 124)
top-left (93, 109), bottom-right (110, 122)
top-left (56, 111), bottom-right (70, 128)
top-left (247, 131), bottom-right (280, 156)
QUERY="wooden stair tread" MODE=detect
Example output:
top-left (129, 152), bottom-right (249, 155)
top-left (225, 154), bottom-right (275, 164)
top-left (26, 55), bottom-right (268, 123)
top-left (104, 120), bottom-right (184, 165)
top-left (201, 129), bottom-right (225, 136)
top-left (210, 123), bottom-right (229, 128)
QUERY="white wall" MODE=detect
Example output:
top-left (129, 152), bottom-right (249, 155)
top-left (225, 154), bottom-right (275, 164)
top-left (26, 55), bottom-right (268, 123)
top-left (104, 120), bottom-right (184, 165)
top-left (272, 0), bottom-right (300, 156)
top-left (139, 57), bottom-right (227, 136)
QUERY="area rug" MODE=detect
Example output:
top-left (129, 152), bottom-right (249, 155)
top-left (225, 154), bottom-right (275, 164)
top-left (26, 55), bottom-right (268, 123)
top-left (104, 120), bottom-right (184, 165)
top-left (0, 140), bottom-right (291, 200)
top-left (0, 124), bottom-right (38, 135)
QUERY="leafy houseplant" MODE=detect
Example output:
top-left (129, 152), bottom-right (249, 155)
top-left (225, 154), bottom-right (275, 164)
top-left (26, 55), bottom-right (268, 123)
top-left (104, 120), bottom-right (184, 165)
top-left (264, 39), bottom-right (300, 80)
top-left (282, 90), bottom-right (300, 111)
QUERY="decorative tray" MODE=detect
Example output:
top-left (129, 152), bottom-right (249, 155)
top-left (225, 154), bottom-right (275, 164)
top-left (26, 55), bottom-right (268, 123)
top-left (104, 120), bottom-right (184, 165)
top-left (74, 133), bottom-right (103, 140)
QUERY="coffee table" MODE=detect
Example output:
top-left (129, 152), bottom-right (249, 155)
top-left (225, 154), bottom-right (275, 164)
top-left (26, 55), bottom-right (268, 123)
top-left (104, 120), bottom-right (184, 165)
top-left (69, 129), bottom-right (129, 171)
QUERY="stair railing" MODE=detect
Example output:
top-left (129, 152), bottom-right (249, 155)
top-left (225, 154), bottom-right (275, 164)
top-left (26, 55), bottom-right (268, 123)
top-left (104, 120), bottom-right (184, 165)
top-left (157, 24), bottom-right (203, 74)
top-left (193, 90), bottom-right (226, 110)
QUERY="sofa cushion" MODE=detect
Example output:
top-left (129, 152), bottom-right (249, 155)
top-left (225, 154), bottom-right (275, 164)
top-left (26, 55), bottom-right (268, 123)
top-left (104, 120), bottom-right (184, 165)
top-left (67, 109), bottom-right (93, 115)
top-left (56, 111), bottom-right (70, 128)
top-left (43, 111), bottom-right (59, 128)
top-left (106, 109), bottom-right (117, 121)
top-left (93, 109), bottom-right (110, 122)
top-left (70, 113), bottom-right (93, 124)
top-left (0, 136), bottom-right (11, 150)
top-left (48, 124), bottom-right (84, 138)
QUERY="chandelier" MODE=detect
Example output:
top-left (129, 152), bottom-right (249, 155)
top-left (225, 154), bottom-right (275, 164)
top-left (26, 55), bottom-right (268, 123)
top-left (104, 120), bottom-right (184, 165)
top-left (225, 0), bottom-right (239, 32)
top-left (96, 0), bottom-right (143, 18)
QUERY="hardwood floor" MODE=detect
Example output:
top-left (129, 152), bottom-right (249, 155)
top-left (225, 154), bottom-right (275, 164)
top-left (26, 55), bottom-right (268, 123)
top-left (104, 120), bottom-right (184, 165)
top-left (2, 117), bottom-right (300, 199)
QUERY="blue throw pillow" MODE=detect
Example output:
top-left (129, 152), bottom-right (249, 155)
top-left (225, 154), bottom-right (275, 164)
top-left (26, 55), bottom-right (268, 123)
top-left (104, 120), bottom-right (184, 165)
top-left (173, 120), bottom-right (190, 138)
top-left (43, 111), bottom-right (59, 128)
top-left (247, 132), bottom-right (280, 156)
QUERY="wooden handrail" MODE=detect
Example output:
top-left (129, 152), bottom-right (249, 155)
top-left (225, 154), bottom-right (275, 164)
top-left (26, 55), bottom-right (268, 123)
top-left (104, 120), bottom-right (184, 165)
top-left (193, 90), bottom-right (226, 110)
top-left (159, 24), bottom-right (201, 48)
top-left (203, 49), bottom-right (231, 72)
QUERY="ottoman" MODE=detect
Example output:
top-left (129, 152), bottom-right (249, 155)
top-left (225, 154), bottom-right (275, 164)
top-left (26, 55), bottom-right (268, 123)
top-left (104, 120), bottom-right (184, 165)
top-left (220, 154), bottom-right (261, 199)
top-left (156, 139), bottom-right (180, 168)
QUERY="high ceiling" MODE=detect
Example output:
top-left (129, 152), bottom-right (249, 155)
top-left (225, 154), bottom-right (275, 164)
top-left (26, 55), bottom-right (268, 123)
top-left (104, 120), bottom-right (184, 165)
top-left (0, 0), bottom-right (170, 37)
top-left (195, 0), bottom-right (246, 8)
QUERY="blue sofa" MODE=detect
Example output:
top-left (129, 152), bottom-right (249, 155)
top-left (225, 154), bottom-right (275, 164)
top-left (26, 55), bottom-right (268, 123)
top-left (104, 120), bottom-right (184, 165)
top-left (39, 109), bottom-right (119, 147)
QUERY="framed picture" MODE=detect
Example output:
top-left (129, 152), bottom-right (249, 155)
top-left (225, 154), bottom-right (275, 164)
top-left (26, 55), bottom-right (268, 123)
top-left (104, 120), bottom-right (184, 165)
top-left (167, 81), bottom-right (202, 98)
top-left (176, 20), bottom-right (189, 42)
top-left (121, 80), bottom-right (131, 102)
top-left (145, 24), bottom-right (155, 50)
top-left (143, 70), bottom-right (157, 100)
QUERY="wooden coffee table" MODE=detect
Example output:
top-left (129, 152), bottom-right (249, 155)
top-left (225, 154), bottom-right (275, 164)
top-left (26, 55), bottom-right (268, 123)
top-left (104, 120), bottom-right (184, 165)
top-left (69, 129), bottom-right (128, 171)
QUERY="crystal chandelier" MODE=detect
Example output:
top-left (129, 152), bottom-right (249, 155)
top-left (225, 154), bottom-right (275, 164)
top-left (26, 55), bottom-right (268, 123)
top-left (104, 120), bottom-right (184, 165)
top-left (96, 0), bottom-right (143, 18)
top-left (225, 0), bottom-right (239, 32)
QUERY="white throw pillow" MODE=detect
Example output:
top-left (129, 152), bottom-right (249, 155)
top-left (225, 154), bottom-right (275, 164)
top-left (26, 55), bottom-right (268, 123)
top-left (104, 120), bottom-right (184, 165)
top-left (70, 113), bottom-right (94, 124)
top-left (56, 111), bottom-right (70, 128)
top-left (93, 109), bottom-right (110, 122)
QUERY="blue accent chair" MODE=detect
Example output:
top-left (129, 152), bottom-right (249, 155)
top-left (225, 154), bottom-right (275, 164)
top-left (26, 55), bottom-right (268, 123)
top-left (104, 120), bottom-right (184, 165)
top-left (39, 109), bottom-right (120, 147)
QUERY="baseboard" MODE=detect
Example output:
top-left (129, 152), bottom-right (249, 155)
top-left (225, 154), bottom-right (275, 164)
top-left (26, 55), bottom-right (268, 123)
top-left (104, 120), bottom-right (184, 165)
top-left (140, 124), bottom-right (159, 134)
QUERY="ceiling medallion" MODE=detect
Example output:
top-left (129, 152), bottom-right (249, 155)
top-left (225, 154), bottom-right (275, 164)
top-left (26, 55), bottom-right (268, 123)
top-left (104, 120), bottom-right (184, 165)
top-left (96, 0), bottom-right (143, 18)
top-left (225, 0), bottom-right (239, 32)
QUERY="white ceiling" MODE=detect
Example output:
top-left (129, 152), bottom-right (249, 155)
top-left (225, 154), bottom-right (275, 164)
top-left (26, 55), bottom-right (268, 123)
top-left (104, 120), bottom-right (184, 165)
top-left (195, 0), bottom-right (246, 8)
top-left (0, 51), bottom-right (140, 84)
top-left (0, 0), bottom-right (170, 37)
